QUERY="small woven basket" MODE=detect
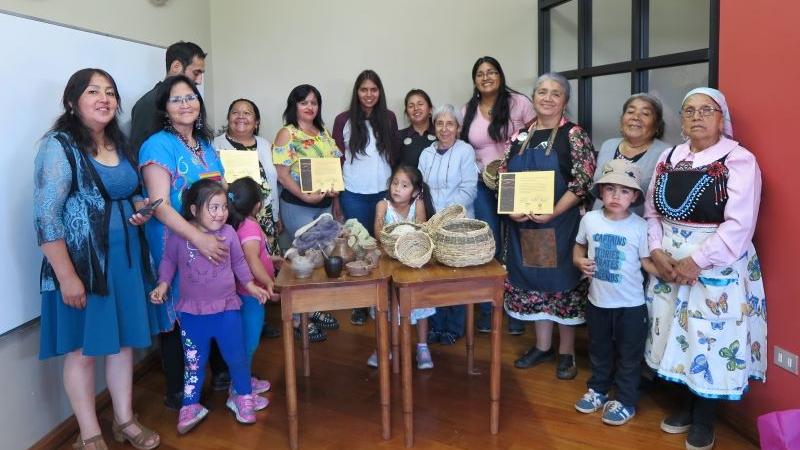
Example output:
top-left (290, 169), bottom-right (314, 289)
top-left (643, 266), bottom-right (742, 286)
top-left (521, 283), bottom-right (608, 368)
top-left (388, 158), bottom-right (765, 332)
top-left (379, 222), bottom-right (423, 259)
top-left (432, 218), bottom-right (495, 267)
top-left (421, 204), bottom-right (466, 234)
top-left (394, 231), bottom-right (434, 268)
top-left (481, 159), bottom-right (503, 190)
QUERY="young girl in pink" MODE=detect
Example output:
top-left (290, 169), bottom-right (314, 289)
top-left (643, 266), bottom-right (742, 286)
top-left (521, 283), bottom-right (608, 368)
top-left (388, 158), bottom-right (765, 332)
top-left (150, 179), bottom-right (269, 434)
top-left (227, 177), bottom-right (281, 403)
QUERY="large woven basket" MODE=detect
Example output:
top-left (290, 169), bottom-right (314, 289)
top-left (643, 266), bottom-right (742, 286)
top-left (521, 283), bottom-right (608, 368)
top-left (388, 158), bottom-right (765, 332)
top-left (481, 159), bottom-right (503, 190)
top-left (421, 204), bottom-right (466, 234)
top-left (379, 222), bottom-right (422, 259)
top-left (432, 218), bottom-right (495, 267)
top-left (395, 231), bottom-right (434, 268)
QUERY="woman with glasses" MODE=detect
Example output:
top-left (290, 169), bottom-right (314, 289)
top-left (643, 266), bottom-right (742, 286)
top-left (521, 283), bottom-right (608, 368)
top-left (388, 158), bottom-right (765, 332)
top-left (460, 56), bottom-right (535, 335)
top-left (418, 104), bottom-right (479, 345)
top-left (592, 93), bottom-right (671, 216)
top-left (501, 73), bottom-right (595, 381)
top-left (643, 88), bottom-right (766, 450)
top-left (139, 75), bottom-right (230, 410)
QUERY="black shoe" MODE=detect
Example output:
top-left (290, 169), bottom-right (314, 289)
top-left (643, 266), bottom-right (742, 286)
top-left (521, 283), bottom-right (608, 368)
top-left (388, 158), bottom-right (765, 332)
top-left (475, 312), bottom-right (491, 333)
top-left (294, 322), bottom-right (327, 342)
top-left (262, 323), bottom-right (280, 339)
top-left (163, 392), bottom-right (183, 410)
top-left (661, 410), bottom-right (692, 434)
top-left (350, 308), bottom-right (368, 326)
top-left (507, 317), bottom-right (525, 335)
top-left (311, 311), bottom-right (340, 329)
top-left (514, 347), bottom-right (555, 369)
top-left (685, 424), bottom-right (715, 450)
top-left (211, 370), bottom-right (231, 391)
top-left (427, 330), bottom-right (441, 344)
top-left (556, 354), bottom-right (577, 379)
top-left (439, 331), bottom-right (458, 345)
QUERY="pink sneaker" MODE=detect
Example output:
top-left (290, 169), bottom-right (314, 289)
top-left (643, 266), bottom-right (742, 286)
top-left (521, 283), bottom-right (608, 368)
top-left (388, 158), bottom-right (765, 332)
top-left (226, 394), bottom-right (256, 424)
top-left (251, 377), bottom-right (271, 395)
top-left (177, 403), bottom-right (208, 434)
top-left (253, 393), bottom-right (270, 411)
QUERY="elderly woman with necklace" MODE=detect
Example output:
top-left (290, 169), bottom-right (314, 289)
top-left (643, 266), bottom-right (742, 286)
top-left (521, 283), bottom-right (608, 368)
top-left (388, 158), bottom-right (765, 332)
top-left (502, 72), bottom-right (596, 380)
top-left (643, 87), bottom-right (766, 450)
top-left (592, 93), bottom-right (670, 216)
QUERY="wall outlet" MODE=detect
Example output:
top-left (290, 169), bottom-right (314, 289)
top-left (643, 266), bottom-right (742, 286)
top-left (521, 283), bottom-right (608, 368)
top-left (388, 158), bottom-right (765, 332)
top-left (774, 346), bottom-right (799, 375)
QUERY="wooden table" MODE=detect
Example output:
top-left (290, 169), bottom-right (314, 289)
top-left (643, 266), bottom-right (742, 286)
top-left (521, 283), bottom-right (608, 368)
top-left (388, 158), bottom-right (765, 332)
top-left (391, 259), bottom-right (507, 447)
top-left (276, 260), bottom-right (392, 449)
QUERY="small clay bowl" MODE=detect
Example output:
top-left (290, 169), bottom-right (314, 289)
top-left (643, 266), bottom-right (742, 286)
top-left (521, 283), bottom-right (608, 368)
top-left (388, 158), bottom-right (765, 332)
top-left (345, 260), bottom-right (372, 277)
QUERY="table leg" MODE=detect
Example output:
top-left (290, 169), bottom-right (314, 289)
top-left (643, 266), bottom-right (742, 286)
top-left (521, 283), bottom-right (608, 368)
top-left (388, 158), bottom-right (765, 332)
top-left (283, 317), bottom-right (299, 449)
top-left (466, 303), bottom-right (475, 374)
top-left (401, 311), bottom-right (414, 447)
top-left (376, 284), bottom-right (391, 440)
top-left (301, 313), bottom-right (310, 377)
top-left (490, 295), bottom-right (502, 434)
top-left (391, 286), bottom-right (400, 374)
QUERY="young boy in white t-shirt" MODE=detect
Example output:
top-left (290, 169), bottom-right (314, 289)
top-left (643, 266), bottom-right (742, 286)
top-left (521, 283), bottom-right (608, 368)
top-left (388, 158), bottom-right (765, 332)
top-left (573, 159), bottom-right (658, 426)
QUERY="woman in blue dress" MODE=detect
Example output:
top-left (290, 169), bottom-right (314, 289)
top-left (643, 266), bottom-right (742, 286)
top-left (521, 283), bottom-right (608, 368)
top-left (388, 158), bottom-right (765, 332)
top-left (138, 75), bottom-right (230, 410)
top-left (35, 68), bottom-right (160, 449)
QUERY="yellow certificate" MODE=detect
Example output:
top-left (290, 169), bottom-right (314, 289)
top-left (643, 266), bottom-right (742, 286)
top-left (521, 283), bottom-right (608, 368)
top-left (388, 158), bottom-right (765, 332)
top-left (299, 158), bottom-right (344, 193)
top-left (218, 150), bottom-right (262, 184)
top-left (496, 171), bottom-right (555, 215)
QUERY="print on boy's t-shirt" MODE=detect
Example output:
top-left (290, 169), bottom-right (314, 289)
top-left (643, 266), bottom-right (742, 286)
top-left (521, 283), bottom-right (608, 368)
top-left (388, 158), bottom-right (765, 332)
top-left (593, 233), bottom-right (626, 284)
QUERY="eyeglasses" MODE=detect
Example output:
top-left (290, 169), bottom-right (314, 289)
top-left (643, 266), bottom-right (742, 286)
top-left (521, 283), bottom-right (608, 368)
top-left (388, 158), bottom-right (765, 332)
top-left (475, 70), bottom-right (499, 79)
top-left (168, 94), bottom-right (199, 105)
top-left (680, 106), bottom-right (721, 118)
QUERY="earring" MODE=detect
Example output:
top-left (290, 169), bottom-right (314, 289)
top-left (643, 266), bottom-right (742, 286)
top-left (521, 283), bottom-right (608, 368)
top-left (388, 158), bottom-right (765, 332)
top-left (164, 115), bottom-right (172, 127)
top-left (194, 116), bottom-right (203, 130)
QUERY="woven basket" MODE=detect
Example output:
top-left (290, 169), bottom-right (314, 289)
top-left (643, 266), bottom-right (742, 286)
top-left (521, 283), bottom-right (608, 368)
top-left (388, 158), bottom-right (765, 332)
top-left (395, 231), bottom-right (434, 268)
top-left (432, 218), bottom-right (495, 267)
top-left (421, 204), bottom-right (466, 234)
top-left (482, 159), bottom-right (503, 190)
top-left (379, 222), bottom-right (422, 259)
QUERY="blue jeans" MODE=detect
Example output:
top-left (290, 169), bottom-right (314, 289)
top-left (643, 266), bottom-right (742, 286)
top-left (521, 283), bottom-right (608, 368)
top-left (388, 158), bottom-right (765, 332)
top-left (429, 305), bottom-right (466, 337)
top-left (240, 295), bottom-right (265, 366)
top-left (180, 310), bottom-right (251, 405)
top-left (279, 198), bottom-right (332, 238)
top-left (339, 190), bottom-right (387, 236)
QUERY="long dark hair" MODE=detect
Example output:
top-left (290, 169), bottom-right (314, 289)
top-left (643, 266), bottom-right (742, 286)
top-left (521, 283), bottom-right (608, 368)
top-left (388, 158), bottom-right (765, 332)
top-left (149, 75), bottom-right (213, 144)
top-left (388, 165), bottom-right (434, 220)
top-left (226, 177), bottom-right (262, 230)
top-left (227, 98), bottom-right (261, 136)
top-left (49, 68), bottom-right (134, 162)
top-left (347, 70), bottom-right (394, 161)
top-left (282, 84), bottom-right (325, 131)
top-left (404, 89), bottom-right (434, 130)
top-left (181, 178), bottom-right (226, 221)
top-left (460, 56), bottom-right (525, 144)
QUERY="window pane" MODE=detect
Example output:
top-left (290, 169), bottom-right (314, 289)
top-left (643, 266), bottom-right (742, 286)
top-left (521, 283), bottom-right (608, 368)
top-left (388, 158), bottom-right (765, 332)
top-left (592, 0), bottom-right (631, 65)
top-left (566, 78), bottom-right (579, 122)
top-left (590, 73), bottom-right (631, 146)
top-left (648, 63), bottom-right (709, 145)
top-left (550, 0), bottom-right (578, 72)
top-left (649, 0), bottom-right (710, 57)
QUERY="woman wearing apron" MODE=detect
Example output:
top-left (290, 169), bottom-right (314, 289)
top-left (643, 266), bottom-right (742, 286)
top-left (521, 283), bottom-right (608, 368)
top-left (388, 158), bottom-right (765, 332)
top-left (501, 73), bottom-right (596, 380)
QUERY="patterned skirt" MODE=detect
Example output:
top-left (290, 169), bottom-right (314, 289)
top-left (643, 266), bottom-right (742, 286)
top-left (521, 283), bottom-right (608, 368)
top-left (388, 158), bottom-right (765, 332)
top-left (504, 278), bottom-right (589, 325)
top-left (645, 219), bottom-right (767, 400)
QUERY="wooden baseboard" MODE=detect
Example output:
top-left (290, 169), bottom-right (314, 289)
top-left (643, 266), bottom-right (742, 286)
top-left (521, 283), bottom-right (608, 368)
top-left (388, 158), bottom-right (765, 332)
top-left (29, 350), bottom-right (159, 450)
top-left (719, 402), bottom-right (760, 446)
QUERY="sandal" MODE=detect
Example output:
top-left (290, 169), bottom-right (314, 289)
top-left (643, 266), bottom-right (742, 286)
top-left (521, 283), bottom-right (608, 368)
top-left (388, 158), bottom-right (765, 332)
top-left (310, 311), bottom-right (340, 329)
top-left (294, 322), bottom-right (327, 342)
top-left (73, 434), bottom-right (108, 450)
top-left (112, 414), bottom-right (160, 450)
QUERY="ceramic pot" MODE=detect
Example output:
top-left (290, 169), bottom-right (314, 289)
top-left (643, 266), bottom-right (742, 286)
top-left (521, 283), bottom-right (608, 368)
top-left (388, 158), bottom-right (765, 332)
top-left (329, 237), bottom-right (355, 263)
top-left (290, 256), bottom-right (314, 279)
top-left (324, 256), bottom-right (343, 278)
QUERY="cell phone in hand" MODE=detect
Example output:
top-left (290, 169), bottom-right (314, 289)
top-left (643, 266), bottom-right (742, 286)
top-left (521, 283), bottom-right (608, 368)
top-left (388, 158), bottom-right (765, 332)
top-left (135, 198), bottom-right (163, 216)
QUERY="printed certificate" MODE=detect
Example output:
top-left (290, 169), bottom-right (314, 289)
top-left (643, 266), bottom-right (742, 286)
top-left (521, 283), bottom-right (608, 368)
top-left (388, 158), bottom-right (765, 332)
top-left (496, 171), bottom-right (555, 215)
top-left (218, 150), bottom-right (262, 184)
top-left (299, 158), bottom-right (344, 193)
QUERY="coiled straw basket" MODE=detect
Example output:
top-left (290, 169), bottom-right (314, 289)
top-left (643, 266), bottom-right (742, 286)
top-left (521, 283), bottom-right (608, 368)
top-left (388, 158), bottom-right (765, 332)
top-left (421, 204), bottom-right (466, 234)
top-left (394, 231), bottom-right (434, 268)
top-left (379, 222), bottom-right (423, 259)
top-left (481, 159), bottom-right (503, 190)
top-left (432, 218), bottom-right (495, 267)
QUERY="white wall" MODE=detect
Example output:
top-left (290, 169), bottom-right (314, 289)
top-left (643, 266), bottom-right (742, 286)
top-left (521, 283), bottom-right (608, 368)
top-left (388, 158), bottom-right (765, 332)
top-left (0, 2), bottom-right (209, 448)
top-left (209, 0), bottom-right (538, 140)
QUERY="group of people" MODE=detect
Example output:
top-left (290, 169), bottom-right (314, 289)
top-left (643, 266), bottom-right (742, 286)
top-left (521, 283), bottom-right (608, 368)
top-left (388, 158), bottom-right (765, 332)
top-left (34, 39), bottom-right (765, 450)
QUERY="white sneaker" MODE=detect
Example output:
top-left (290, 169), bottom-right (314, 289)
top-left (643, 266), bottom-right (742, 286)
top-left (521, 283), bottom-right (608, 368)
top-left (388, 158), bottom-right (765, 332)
top-left (366, 350), bottom-right (391, 368)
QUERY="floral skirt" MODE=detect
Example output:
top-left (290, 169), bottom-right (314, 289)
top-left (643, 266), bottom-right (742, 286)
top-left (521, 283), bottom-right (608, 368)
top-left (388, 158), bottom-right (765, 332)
top-left (645, 219), bottom-right (767, 400)
top-left (504, 278), bottom-right (589, 325)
